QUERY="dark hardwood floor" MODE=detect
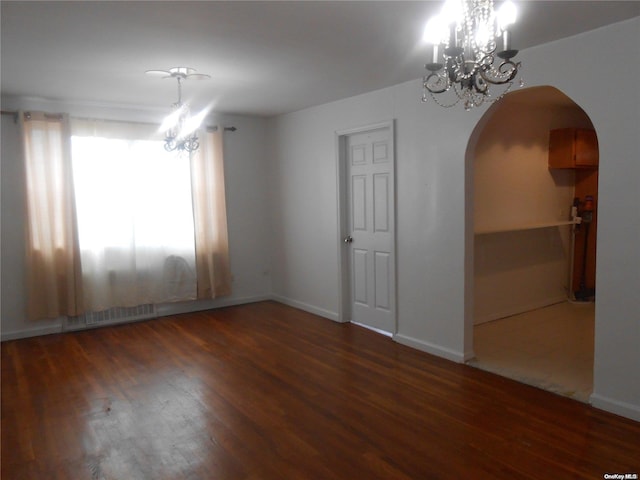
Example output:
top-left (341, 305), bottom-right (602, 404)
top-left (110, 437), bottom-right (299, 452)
top-left (2, 301), bottom-right (639, 479)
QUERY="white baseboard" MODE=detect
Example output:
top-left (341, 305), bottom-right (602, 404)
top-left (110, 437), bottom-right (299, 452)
top-left (1, 323), bottom-right (63, 342)
top-left (393, 333), bottom-right (471, 363)
top-left (351, 321), bottom-right (393, 337)
top-left (1, 295), bottom-right (273, 341)
top-left (156, 294), bottom-right (272, 317)
top-left (590, 392), bottom-right (640, 423)
top-left (474, 295), bottom-right (567, 325)
top-left (270, 295), bottom-right (339, 322)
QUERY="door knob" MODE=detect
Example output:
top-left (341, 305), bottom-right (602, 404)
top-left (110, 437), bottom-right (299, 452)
top-left (343, 235), bottom-right (354, 244)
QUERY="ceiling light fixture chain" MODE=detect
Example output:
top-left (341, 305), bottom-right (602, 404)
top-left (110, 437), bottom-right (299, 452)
top-left (176, 75), bottom-right (183, 106)
top-left (421, 0), bottom-right (524, 110)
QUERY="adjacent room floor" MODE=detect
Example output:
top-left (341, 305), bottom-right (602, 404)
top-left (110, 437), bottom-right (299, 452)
top-left (469, 301), bottom-right (595, 402)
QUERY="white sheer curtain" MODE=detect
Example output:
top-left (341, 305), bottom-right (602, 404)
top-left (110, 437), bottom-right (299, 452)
top-left (190, 127), bottom-right (232, 299)
top-left (21, 112), bottom-right (84, 320)
top-left (70, 119), bottom-right (197, 311)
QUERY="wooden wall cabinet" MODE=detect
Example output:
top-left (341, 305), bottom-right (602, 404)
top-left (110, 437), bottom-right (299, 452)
top-left (548, 128), bottom-right (599, 168)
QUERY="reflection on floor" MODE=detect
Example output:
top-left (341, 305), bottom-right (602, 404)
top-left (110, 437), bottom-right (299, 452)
top-left (469, 301), bottom-right (595, 403)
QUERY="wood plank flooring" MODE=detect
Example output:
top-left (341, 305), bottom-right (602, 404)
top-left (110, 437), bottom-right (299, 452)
top-left (2, 301), bottom-right (639, 479)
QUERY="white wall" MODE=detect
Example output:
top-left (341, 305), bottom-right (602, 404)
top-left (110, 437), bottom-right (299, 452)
top-left (267, 18), bottom-right (640, 420)
top-left (0, 98), bottom-right (273, 339)
top-left (509, 18), bottom-right (640, 421)
top-left (268, 80), bottom-right (481, 362)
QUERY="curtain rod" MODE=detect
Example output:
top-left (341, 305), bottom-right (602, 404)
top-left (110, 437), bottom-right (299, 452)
top-left (1, 110), bottom-right (19, 122)
top-left (0, 110), bottom-right (237, 131)
top-left (209, 126), bottom-right (237, 132)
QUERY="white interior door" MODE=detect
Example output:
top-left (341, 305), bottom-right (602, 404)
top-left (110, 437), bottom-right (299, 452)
top-left (340, 122), bottom-right (395, 334)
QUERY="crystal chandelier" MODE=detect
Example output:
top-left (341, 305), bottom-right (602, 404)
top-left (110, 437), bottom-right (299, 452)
top-left (422, 0), bottom-right (523, 110)
top-left (146, 67), bottom-right (210, 153)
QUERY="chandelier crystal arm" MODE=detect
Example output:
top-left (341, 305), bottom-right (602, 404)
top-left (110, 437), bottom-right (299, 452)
top-left (147, 66), bottom-right (210, 153)
top-left (421, 0), bottom-right (523, 110)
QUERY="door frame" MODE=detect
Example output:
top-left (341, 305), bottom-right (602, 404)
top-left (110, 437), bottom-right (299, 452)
top-left (335, 120), bottom-right (397, 334)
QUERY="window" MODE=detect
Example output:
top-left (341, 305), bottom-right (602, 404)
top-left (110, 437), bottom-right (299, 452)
top-left (70, 122), bottom-right (198, 309)
top-left (22, 113), bottom-right (231, 320)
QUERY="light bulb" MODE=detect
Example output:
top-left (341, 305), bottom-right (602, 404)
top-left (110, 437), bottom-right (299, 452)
top-left (159, 104), bottom-right (188, 133)
top-left (179, 108), bottom-right (209, 139)
top-left (422, 15), bottom-right (447, 44)
top-left (475, 22), bottom-right (492, 47)
top-left (497, 0), bottom-right (517, 30)
top-left (441, 0), bottom-right (463, 25)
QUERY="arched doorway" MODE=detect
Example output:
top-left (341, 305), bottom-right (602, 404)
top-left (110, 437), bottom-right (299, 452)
top-left (466, 86), bottom-right (599, 402)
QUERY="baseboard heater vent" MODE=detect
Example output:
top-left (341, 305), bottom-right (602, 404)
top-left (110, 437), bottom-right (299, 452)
top-left (65, 304), bottom-right (157, 331)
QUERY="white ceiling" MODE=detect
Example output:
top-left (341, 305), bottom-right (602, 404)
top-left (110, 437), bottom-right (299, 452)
top-left (2, 1), bottom-right (639, 117)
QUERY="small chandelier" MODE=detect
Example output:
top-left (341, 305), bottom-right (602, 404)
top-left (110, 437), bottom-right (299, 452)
top-left (422, 0), bottom-right (523, 110)
top-left (146, 67), bottom-right (210, 153)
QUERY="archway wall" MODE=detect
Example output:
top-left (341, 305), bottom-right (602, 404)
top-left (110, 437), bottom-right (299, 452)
top-left (465, 17), bottom-right (640, 420)
top-left (264, 16), bottom-right (638, 422)
top-left (472, 89), bottom-right (592, 324)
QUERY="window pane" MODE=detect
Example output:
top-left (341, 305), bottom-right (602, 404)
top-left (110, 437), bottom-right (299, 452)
top-left (71, 135), bottom-right (197, 307)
